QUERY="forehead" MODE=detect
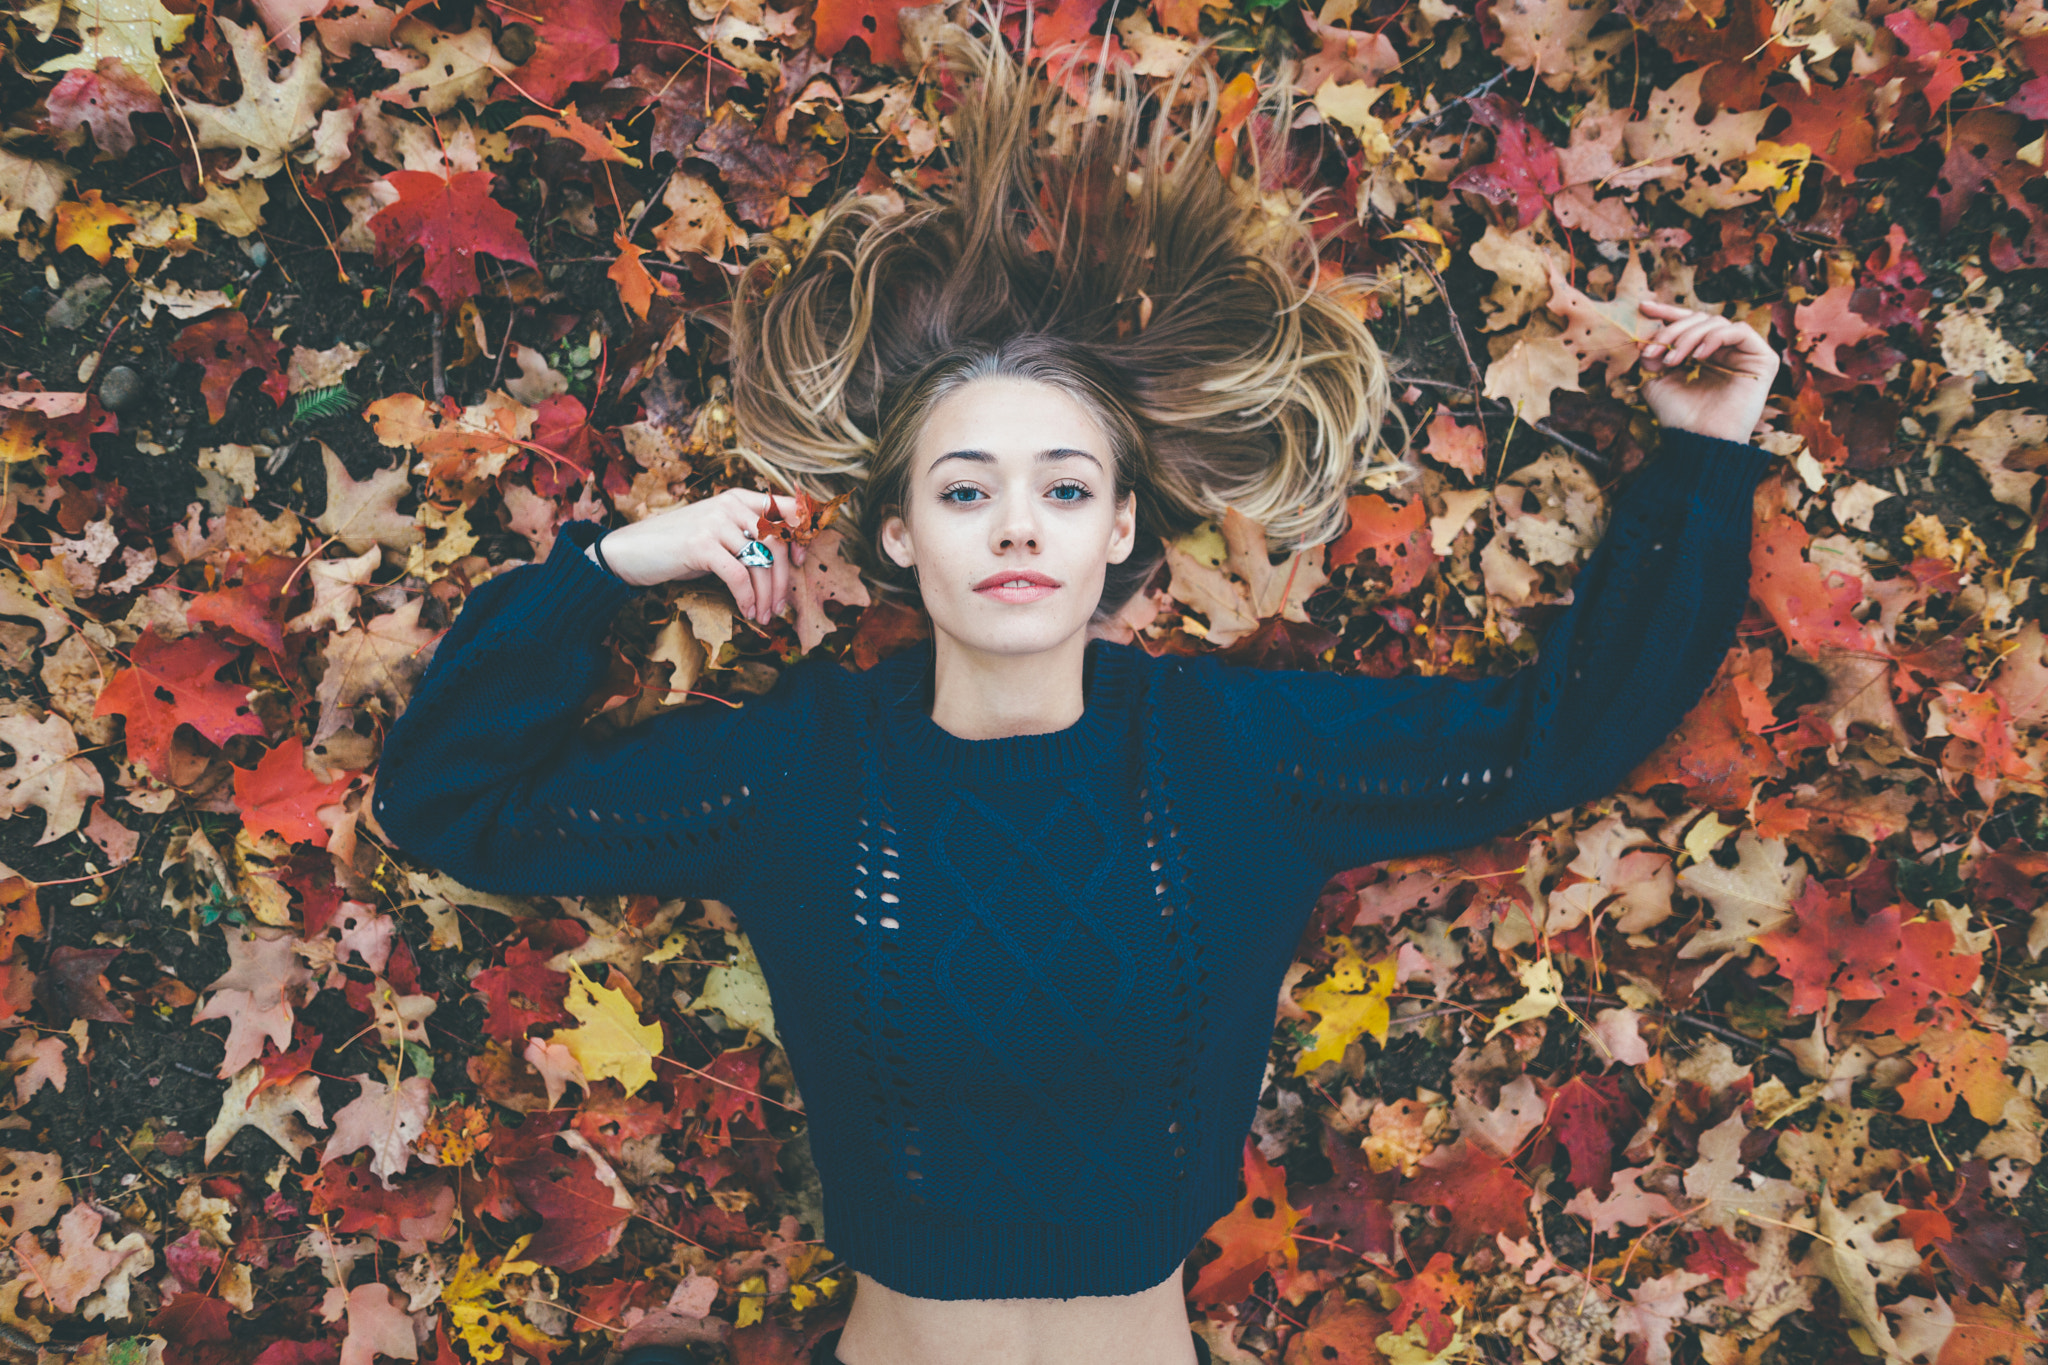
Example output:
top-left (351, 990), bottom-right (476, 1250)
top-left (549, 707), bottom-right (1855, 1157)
top-left (916, 376), bottom-right (1110, 466)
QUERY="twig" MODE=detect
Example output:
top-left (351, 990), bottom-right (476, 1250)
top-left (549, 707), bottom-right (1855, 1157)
top-left (489, 258), bottom-right (517, 392)
top-left (1400, 377), bottom-right (1609, 466)
top-left (81, 316), bottom-right (130, 397)
top-left (1392, 71), bottom-right (1509, 148)
top-left (1386, 992), bottom-right (1802, 1067)
top-left (429, 310), bottom-right (447, 401)
top-left (1396, 237), bottom-right (1485, 415)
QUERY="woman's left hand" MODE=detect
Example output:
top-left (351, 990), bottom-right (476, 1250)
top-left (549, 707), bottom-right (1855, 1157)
top-left (1636, 298), bottom-right (1781, 444)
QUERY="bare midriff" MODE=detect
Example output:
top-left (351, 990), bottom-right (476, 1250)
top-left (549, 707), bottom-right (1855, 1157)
top-left (835, 1261), bottom-right (1199, 1365)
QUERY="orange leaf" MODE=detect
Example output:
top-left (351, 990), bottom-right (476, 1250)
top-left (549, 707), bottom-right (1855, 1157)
top-left (54, 189), bottom-right (135, 264)
top-left (510, 102), bottom-right (642, 165)
top-left (1189, 1136), bottom-right (1303, 1306)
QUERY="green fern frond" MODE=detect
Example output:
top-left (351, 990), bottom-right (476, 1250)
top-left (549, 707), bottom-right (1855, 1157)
top-left (292, 383), bottom-right (360, 425)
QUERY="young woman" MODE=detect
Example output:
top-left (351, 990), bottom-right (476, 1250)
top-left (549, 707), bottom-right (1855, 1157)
top-left (371, 13), bottom-right (1782, 1365)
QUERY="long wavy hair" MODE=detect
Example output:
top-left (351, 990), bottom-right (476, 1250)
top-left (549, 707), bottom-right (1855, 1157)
top-left (720, 1), bottom-right (1414, 624)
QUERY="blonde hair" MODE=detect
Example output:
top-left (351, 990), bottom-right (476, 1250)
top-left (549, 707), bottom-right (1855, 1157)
top-left (720, 3), bottom-right (1414, 622)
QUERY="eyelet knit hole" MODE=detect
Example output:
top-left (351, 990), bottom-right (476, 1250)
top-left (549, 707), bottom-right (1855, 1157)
top-left (1173, 1146), bottom-right (1186, 1157)
top-left (1168, 1121), bottom-right (1180, 1133)
top-left (905, 1146), bottom-right (921, 1157)
top-left (1159, 905), bottom-right (1174, 916)
top-left (881, 869), bottom-right (900, 880)
top-left (854, 888), bottom-right (868, 899)
top-left (854, 912), bottom-right (867, 924)
top-left (880, 892), bottom-right (899, 903)
top-left (879, 916), bottom-right (899, 929)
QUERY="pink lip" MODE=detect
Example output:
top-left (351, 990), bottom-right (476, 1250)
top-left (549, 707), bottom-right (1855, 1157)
top-left (977, 581), bottom-right (1058, 603)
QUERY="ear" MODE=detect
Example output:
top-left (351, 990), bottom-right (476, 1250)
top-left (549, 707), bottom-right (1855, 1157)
top-left (879, 509), bottom-right (913, 571)
top-left (1109, 488), bottom-right (1139, 565)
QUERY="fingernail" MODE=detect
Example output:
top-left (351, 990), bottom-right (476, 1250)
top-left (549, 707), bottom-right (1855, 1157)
top-left (1644, 342), bottom-right (1664, 356)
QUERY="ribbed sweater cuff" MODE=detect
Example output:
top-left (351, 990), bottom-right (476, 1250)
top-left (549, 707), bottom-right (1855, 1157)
top-left (1658, 426), bottom-right (1778, 522)
top-left (497, 519), bottom-right (639, 646)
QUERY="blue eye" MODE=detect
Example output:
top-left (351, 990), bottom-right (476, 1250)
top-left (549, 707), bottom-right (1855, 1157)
top-left (940, 482), bottom-right (1095, 504)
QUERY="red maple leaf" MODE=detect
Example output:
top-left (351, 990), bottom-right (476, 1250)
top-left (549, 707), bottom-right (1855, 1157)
top-left (185, 553), bottom-right (301, 656)
top-left (1755, 878), bottom-right (1905, 1016)
top-left (1386, 1252), bottom-right (1475, 1355)
top-left (484, 0), bottom-right (621, 104)
top-left (502, 1147), bottom-right (631, 1271)
top-left (1445, 94), bottom-right (1562, 232)
top-left (810, 0), bottom-right (928, 65)
top-left (304, 1162), bottom-right (457, 1245)
top-left (1332, 492), bottom-right (1436, 595)
top-left (169, 312), bottom-right (288, 425)
top-left (667, 1043), bottom-right (768, 1153)
top-left (1750, 501), bottom-right (1876, 659)
top-left (1847, 918), bottom-right (1982, 1043)
top-left (1546, 1074), bottom-right (1637, 1199)
top-left (472, 938), bottom-right (571, 1042)
top-left (231, 737), bottom-right (360, 849)
top-left (1396, 1136), bottom-right (1534, 1255)
top-left (253, 1022), bottom-right (323, 1098)
top-left (1188, 1136), bottom-right (1305, 1307)
top-left (369, 169), bottom-right (538, 316)
top-left (93, 627), bottom-right (268, 780)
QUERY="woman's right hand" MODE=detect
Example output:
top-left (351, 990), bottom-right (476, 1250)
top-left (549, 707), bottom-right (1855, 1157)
top-left (594, 489), bottom-right (809, 624)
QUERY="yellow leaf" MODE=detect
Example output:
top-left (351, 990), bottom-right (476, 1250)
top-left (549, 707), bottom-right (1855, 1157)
top-left (1291, 937), bottom-right (1395, 1076)
top-left (556, 963), bottom-right (662, 1095)
top-left (54, 190), bottom-right (135, 264)
top-left (441, 1236), bottom-right (543, 1364)
top-left (36, 0), bottom-right (194, 92)
top-left (1484, 954), bottom-right (1564, 1042)
top-left (734, 1271), bottom-right (768, 1329)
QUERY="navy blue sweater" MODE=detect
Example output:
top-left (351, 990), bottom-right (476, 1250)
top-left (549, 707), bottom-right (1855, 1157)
top-left (371, 427), bottom-right (1775, 1300)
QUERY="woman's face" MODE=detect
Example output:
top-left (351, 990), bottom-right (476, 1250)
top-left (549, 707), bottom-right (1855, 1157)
top-left (880, 374), bottom-right (1137, 657)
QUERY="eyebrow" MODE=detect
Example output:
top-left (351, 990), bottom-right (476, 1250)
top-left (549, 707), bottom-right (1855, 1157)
top-left (927, 448), bottom-right (1103, 474)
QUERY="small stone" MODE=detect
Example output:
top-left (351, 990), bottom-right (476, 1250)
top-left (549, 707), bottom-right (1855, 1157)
top-left (99, 365), bottom-right (143, 412)
top-left (242, 240), bottom-right (270, 269)
top-left (44, 275), bottom-right (114, 332)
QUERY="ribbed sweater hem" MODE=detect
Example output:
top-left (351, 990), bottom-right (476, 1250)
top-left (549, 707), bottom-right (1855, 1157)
top-left (1658, 426), bottom-right (1778, 518)
top-left (820, 1176), bottom-right (1240, 1301)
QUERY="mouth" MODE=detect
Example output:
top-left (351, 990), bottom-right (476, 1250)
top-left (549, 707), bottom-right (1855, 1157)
top-left (976, 575), bottom-right (1060, 599)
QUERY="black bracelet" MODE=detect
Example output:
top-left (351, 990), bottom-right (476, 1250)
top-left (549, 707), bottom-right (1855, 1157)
top-left (590, 532), bottom-right (619, 579)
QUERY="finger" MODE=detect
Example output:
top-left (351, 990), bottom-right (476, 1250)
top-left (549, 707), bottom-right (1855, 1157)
top-left (1665, 317), bottom-right (1744, 367)
top-left (748, 563), bottom-right (776, 623)
top-left (703, 553), bottom-right (758, 620)
top-left (1643, 313), bottom-right (1721, 364)
top-left (772, 541), bottom-right (791, 616)
top-left (1646, 311), bottom-right (1720, 354)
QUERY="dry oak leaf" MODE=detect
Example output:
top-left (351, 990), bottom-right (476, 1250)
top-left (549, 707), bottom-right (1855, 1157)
top-left (313, 592), bottom-right (435, 746)
top-left (313, 442), bottom-right (419, 555)
top-left (374, 18), bottom-right (503, 114)
top-left (203, 1061), bottom-right (327, 1163)
top-left (1163, 508), bottom-right (1329, 649)
top-left (331, 1281), bottom-right (419, 1365)
top-left (0, 1151), bottom-right (66, 1240)
top-left (13, 1203), bottom-right (148, 1315)
top-left (651, 173), bottom-right (747, 261)
top-left (1482, 327), bottom-right (1583, 425)
top-left (181, 17), bottom-right (331, 181)
top-left (1676, 829), bottom-right (1807, 963)
top-left (0, 711), bottom-right (104, 845)
top-left (689, 102), bottom-right (830, 229)
top-left (324, 1073), bottom-right (434, 1188)
top-left (1622, 67), bottom-right (1774, 169)
top-left (6, 1034), bottom-right (66, 1105)
top-left (53, 189), bottom-right (135, 263)
top-left (194, 926), bottom-right (314, 1078)
top-left (556, 964), bottom-right (662, 1097)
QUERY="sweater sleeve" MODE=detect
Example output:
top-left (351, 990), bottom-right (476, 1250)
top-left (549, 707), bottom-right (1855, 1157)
top-left (368, 518), bottom-right (821, 905)
top-left (1187, 428), bottom-right (1777, 879)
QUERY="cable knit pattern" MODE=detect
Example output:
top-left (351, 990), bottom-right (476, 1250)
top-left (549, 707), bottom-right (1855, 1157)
top-left (372, 426), bottom-right (1775, 1300)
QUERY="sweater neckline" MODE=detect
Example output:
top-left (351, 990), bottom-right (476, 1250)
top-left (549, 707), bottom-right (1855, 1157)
top-left (868, 635), bottom-right (1143, 781)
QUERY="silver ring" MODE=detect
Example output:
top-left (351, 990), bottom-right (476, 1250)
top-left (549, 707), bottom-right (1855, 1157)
top-left (737, 538), bottom-right (775, 567)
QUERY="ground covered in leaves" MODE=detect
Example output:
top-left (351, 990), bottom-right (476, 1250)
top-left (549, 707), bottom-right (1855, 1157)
top-left (1, 0), bottom-right (2047, 1361)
